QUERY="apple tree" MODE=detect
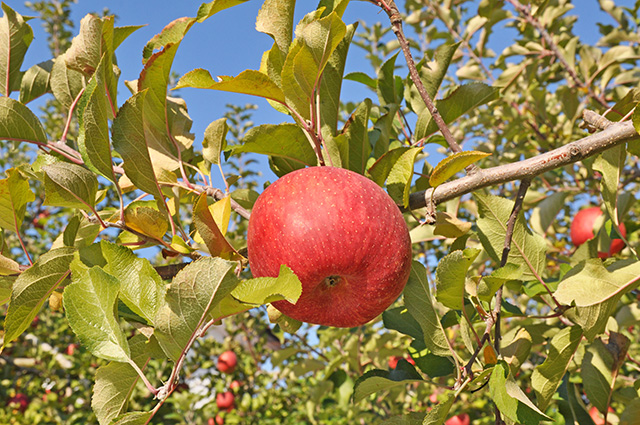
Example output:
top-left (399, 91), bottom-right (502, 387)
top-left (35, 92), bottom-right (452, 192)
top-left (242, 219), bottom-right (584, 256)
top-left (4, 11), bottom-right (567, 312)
top-left (1, 0), bottom-right (640, 424)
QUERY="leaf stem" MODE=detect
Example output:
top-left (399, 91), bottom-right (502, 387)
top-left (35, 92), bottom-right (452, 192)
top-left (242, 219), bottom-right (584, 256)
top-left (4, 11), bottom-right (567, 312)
top-left (61, 87), bottom-right (85, 144)
top-left (128, 358), bottom-right (158, 396)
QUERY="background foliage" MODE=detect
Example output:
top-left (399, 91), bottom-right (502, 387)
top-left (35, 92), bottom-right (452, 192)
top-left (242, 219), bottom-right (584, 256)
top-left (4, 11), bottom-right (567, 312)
top-left (1, 0), bottom-right (640, 424)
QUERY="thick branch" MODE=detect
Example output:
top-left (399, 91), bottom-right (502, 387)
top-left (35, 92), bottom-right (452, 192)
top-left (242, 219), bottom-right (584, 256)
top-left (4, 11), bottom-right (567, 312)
top-left (410, 117), bottom-right (638, 211)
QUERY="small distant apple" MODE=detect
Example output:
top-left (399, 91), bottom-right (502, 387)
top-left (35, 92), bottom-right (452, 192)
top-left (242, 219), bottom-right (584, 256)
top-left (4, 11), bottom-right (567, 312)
top-left (445, 413), bottom-right (470, 425)
top-left (570, 207), bottom-right (626, 258)
top-left (247, 167), bottom-right (412, 328)
top-left (217, 351), bottom-right (237, 374)
top-left (388, 355), bottom-right (416, 369)
top-left (589, 406), bottom-right (614, 425)
top-left (230, 380), bottom-right (241, 390)
top-left (7, 393), bottom-right (29, 413)
top-left (66, 343), bottom-right (77, 356)
top-left (216, 391), bottom-right (235, 410)
top-left (209, 415), bottom-right (225, 425)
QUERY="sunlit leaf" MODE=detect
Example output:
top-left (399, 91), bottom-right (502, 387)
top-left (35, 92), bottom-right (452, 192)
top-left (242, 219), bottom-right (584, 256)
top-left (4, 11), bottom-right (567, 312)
top-left (0, 167), bottom-right (35, 232)
top-left (0, 96), bottom-right (47, 143)
top-left (19, 59), bottom-right (53, 104)
top-left (429, 151), bottom-right (490, 187)
top-left (42, 162), bottom-right (98, 211)
top-left (0, 3), bottom-right (33, 96)
top-left (435, 248), bottom-right (480, 309)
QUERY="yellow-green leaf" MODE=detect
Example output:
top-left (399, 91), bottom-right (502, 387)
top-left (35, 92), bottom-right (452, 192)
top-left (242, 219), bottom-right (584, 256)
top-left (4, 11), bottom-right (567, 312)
top-left (429, 150), bottom-right (490, 187)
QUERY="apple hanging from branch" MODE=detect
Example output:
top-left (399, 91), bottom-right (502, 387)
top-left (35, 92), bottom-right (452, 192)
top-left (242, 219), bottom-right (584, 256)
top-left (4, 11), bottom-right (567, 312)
top-left (247, 167), bottom-right (412, 328)
top-left (217, 350), bottom-right (237, 374)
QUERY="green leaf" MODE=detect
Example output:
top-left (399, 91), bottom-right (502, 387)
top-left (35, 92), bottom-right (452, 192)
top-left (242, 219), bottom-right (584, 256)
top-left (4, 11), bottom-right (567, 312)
top-left (382, 306), bottom-right (423, 341)
top-left (435, 248), bottom-right (480, 309)
top-left (109, 411), bottom-right (153, 425)
top-left (42, 162), bottom-right (98, 211)
top-left (255, 0), bottom-right (295, 55)
top-left (403, 261), bottom-right (451, 357)
top-left (593, 144), bottom-right (626, 236)
top-left (405, 43), bottom-right (460, 114)
top-left (0, 96), bottom-right (48, 143)
top-left (76, 54), bottom-right (116, 183)
top-left (344, 71), bottom-right (376, 89)
top-left (101, 241), bottom-right (166, 325)
top-left (281, 11), bottom-right (347, 120)
top-left (556, 260), bottom-right (640, 340)
top-left (50, 55), bottom-right (85, 109)
top-left (620, 398), bottom-right (640, 425)
top-left (196, 0), bottom-right (250, 23)
top-left (415, 83), bottom-right (499, 140)
top-left (65, 14), bottom-right (105, 76)
top-left (353, 361), bottom-right (423, 403)
top-left (176, 69), bottom-right (286, 104)
top-left (422, 394), bottom-right (456, 425)
top-left (0, 275), bottom-right (14, 305)
top-left (489, 361), bottom-right (550, 425)
top-left (557, 377), bottom-right (596, 425)
top-left (154, 257), bottom-right (241, 361)
top-left (0, 253), bottom-right (19, 275)
top-left (233, 123), bottom-right (317, 169)
top-left (64, 260), bottom-right (131, 362)
top-left (376, 52), bottom-right (400, 106)
top-left (113, 25), bottom-right (144, 50)
top-left (202, 118), bottom-right (228, 166)
top-left (0, 3), bottom-right (33, 96)
top-left (3, 247), bottom-right (74, 347)
top-left (478, 263), bottom-right (523, 302)
top-left (429, 151), bottom-right (490, 187)
top-left (209, 264), bottom-right (302, 320)
top-left (19, 59), bottom-right (53, 104)
top-left (112, 90), bottom-right (167, 206)
top-left (531, 325), bottom-right (583, 410)
top-left (319, 22), bottom-right (357, 137)
top-left (475, 192), bottom-right (546, 280)
top-left (582, 338), bottom-right (615, 413)
top-left (501, 327), bottom-right (532, 376)
top-left (193, 193), bottom-right (241, 260)
top-left (409, 341), bottom-right (455, 378)
top-left (368, 146), bottom-right (422, 207)
top-left (433, 211), bottom-right (472, 239)
top-left (92, 335), bottom-right (158, 425)
top-left (530, 192), bottom-right (569, 235)
top-left (0, 168), bottom-right (35, 232)
top-left (379, 413), bottom-right (426, 425)
top-left (340, 99), bottom-right (372, 175)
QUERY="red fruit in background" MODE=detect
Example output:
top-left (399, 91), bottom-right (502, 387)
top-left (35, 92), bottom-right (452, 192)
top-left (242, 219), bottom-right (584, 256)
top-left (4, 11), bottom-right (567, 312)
top-left (589, 406), bottom-right (614, 425)
top-left (445, 413), bottom-right (470, 425)
top-left (216, 391), bottom-right (235, 410)
top-left (247, 167), bottom-right (412, 328)
top-left (7, 393), bottom-right (29, 413)
top-left (388, 355), bottom-right (415, 369)
top-left (570, 207), bottom-right (626, 258)
top-left (230, 380), bottom-right (241, 390)
top-left (209, 416), bottom-right (225, 425)
top-left (66, 343), bottom-right (77, 356)
top-left (217, 351), bottom-right (237, 374)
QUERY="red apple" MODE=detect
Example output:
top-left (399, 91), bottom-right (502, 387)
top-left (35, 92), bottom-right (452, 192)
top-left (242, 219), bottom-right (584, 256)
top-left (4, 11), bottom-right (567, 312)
top-left (589, 406), bottom-right (614, 425)
top-left (209, 415), bottom-right (225, 425)
top-left (230, 380), bottom-right (241, 390)
top-left (66, 343), bottom-right (77, 356)
top-left (388, 355), bottom-right (416, 369)
top-left (216, 391), bottom-right (235, 410)
top-left (217, 351), bottom-right (237, 374)
top-left (570, 207), bottom-right (626, 258)
top-left (7, 393), bottom-right (29, 413)
top-left (247, 167), bottom-right (412, 327)
top-left (445, 413), bottom-right (470, 425)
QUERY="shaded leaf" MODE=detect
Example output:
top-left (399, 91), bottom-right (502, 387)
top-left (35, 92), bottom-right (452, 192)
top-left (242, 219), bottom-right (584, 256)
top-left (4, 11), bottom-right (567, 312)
top-left (0, 3), bottom-right (33, 96)
top-left (0, 275), bottom-right (13, 305)
top-left (42, 162), bottom-right (98, 211)
top-left (368, 146), bottom-right (422, 207)
top-left (19, 59), bottom-right (53, 104)
top-left (50, 55), bottom-right (85, 109)
top-left (202, 118), bottom-right (228, 166)
top-left (478, 263), bottom-right (523, 302)
top-left (433, 211), bottom-right (472, 238)
top-left (530, 192), bottom-right (569, 235)
top-left (353, 361), bottom-right (423, 403)
top-left (404, 261), bottom-right (451, 357)
top-left (0, 96), bottom-right (47, 143)
top-left (531, 325), bottom-right (583, 410)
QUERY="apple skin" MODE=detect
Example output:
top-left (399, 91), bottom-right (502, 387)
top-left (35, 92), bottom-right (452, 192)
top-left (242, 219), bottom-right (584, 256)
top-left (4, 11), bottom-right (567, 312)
top-left (247, 167), bottom-right (412, 328)
top-left (8, 393), bottom-right (29, 413)
top-left (445, 413), bottom-right (470, 425)
top-left (216, 391), bottom-right (235, 410)
top-left (209, 415), bottom-right (225, 425)
top-left (570, 207), bottom-right (626, 258)
top-left (217, 350), bottom-right (237, 374)
top-left (388, 355), bottom-right (416, 369)
top-left (589, 406), bottom-right (614, 425)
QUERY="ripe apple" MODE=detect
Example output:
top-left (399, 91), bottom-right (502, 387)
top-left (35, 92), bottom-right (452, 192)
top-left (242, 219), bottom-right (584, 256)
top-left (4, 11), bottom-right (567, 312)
top-left (247, 167), bottom-right (412, 327)
top-left (217, 350), bottom-right (237, 374)
top-left (216, 391), bottom-right (235, 410)
top-left (589, 406), bottom-right (614, 425)
top-left (7, 393), bottom-right (29, 413)
top-left (230, 380), bottom-right (241, 390)
top-left (570, 207), bottom-right (626, 258)
top-left (209, 415), bottom-right (224, 425)
top-left (445, 413), bottom-right (470, 425)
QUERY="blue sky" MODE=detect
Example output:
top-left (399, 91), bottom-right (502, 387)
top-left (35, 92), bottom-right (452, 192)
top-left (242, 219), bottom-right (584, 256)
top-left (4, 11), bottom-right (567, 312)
top-left (11, 0), bottom-right (629, 187)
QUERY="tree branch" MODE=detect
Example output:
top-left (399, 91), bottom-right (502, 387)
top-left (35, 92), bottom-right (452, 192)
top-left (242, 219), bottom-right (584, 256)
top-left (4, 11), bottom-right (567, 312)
top-left (410, 114), bottom-right (638, 211)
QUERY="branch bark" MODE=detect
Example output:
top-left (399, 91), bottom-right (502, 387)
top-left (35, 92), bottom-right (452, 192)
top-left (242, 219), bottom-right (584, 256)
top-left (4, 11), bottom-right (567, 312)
top-left (409, 116), bottom-right (638, 211)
